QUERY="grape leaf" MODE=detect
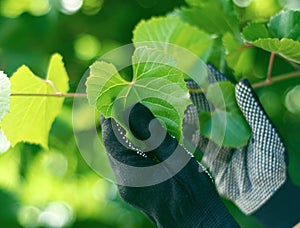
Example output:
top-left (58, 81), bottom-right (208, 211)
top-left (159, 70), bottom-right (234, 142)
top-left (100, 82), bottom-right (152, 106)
top-left (269, 10), bottom-right (300, 41)
top-left (1, 53), bottom-right (69, 148)
top-left (172, 0), bottom-right (239, 36)
top-left (253, 38), bottom-right (300, 63)
top-left (199, 81), bottom-right (251, 147)
top-left (223, 33), bottom-right (268, 81)
top-left (132, 17), bottom-right (213, 61)
top-left (89, 47), bottom-right (192, 141)
top-left (0, 71), bottom-right (10, 121)
top-left (242, 23), bottom-right (271, 41)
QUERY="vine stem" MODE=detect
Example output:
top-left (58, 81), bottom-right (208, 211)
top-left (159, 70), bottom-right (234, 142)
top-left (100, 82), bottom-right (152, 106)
top-left (8, 53), bottom-right (300, 97)
top-left (267, 52), bottom-right (275, 82)
top-left (252, 71), bottom-right (300, 88)
top-left (10, 93), bottom-right (87, 97)
top-left (252, 52), bottom-right (300, 88)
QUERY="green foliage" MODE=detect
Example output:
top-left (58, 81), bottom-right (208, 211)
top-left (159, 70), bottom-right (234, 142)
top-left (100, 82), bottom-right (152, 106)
top-left (1, 54), bottom-right (69, 149)
top-left (87, 2), bottom-right (300, 148)
top-left (199, 81), bottom-right (251, 147)
top-left (0, 0), bottom-right (300, 227)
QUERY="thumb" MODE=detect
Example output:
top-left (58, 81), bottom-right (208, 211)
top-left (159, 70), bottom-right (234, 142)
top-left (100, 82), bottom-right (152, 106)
top-left (128, 103), bottom-right (183, 162)
top-left (235, 79), bottom-right (285, 146)
top-left (235, 79), bottom-right (270, 135)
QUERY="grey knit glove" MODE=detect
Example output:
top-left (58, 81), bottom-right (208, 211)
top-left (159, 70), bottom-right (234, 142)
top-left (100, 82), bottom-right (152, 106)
top-left (202, 79), bottom-right (286, 214)
top-left (184, 66), bottom-right (286, 215)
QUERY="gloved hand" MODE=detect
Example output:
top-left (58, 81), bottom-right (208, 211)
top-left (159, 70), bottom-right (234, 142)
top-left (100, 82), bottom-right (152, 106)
top-left (101, 103), bottom-right (239, 228)
top-left (185, 65), bottom-right (300, 228)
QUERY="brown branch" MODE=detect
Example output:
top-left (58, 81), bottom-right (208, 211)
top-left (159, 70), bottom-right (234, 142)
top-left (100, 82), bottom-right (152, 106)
top-left (252, 71), bottom-right (300, 89)
top-left (267, 52), bottom-right (275, 82)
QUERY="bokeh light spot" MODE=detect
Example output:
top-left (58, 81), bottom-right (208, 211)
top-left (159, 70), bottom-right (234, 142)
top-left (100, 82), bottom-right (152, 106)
top-left (233, 0), bottom-right (253, 7)
top-left (285, 85), bottom-right (300, 113)
top-left (61, 0), bottom-right (83, 15)
top-left (82, 0), bottom-right (103, 15)
top-left (29, 0), bottom-right (50, 16)
top-left (18, 206), bottom-right (41, 228)
top-left (74, 34), bottom-right (101, 61)
top-left (38, 202), bottom-right (73, 228)
top-left (0, 0), bottom-right (50, 18)
top-left (42, 152), bottom-right (68, 178)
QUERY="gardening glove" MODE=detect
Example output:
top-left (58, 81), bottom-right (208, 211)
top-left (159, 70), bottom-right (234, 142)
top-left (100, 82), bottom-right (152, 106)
top-left (185, 65), bottom-right (300, 228)
top-left (101, 103), bottom-right (239, 228)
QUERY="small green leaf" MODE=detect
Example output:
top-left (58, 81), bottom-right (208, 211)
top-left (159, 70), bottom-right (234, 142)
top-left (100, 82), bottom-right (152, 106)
top-left (253, 38), bottom-right (300, 63)
top-left (1, 53), bottom-right (69, 148)
top-left (199, 81), bottom-right (251, 147)
top-left (133, 17), bottom-right (213, 61)
top-left (0, 71), bottom-right (10, 121)
top-left (223, 33), bottom-right (268, 81)
top-left (90, 47), bottom-right (192, 141)
top-left (269, 10), bottom-right (300, 41)
top-left (242, 23), bottom-right (271, 41)
top-left (172, 0), bottom-right (239, 36)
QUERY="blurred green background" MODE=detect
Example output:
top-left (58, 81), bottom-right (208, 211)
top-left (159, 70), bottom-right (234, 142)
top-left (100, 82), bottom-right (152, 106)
top-left (0, 0), bottom-right (299, 227)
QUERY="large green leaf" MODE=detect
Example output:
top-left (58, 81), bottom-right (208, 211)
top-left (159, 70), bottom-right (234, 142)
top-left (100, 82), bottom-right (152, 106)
top-left (173, 0), bottom-right (239, 35)
top-left (269, 10), bottom-right (300, 41)
top-left (199, 81), bottom-right (251, 147)
top-left (253, 38), bottom-right (300, 63)
top-left (89, 47), bottom-right (192, 141)
top-left (223, 33), bottom-right (268, 81)
top-left (1, 53), bottom-right (69, 148)
top-left (0, 71), bottom-right (10, 121)
top-left (133, 17), bottom-right (213, 61)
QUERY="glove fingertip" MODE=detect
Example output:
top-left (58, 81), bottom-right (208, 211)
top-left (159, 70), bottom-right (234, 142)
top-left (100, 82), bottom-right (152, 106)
top-left (207, 64), bottom-right (229, 82)
top-left (235, 78), bottom-right (254, 112)
top-left (128, 103), bottom-right (156, 140)
top-left (238, 78), bottom-right (251, 86)
top-left (100, 114), bottom-right (107, 126)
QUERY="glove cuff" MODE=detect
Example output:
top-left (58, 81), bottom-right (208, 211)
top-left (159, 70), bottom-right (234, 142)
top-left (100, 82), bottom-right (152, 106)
top-left (177, 169), bottom-right (240, 228)
top-left (252, 177), bottom-right (300, 228)
top-left (180, 200), bottom-right (240, 228)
